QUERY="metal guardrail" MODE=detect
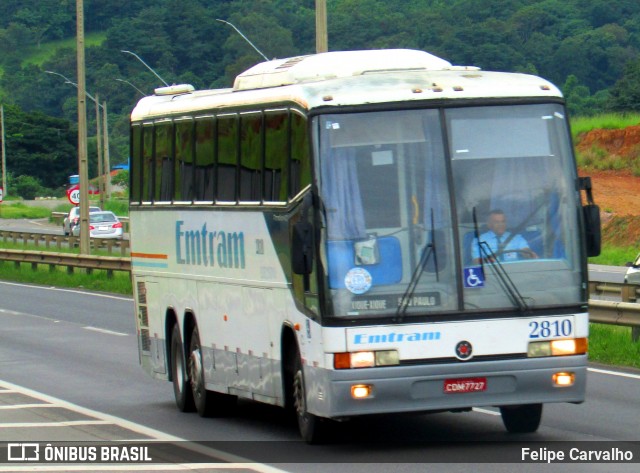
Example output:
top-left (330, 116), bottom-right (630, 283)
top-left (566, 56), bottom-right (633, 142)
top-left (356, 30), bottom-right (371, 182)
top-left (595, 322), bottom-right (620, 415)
top-left (0, 248), bottom-right (130, 278)
top-left (588, 281), bottom-right (640, 342)
top-left (0, 230), bottom-right (129, 256)
top-left (0, 241), bottom-right (637, 341)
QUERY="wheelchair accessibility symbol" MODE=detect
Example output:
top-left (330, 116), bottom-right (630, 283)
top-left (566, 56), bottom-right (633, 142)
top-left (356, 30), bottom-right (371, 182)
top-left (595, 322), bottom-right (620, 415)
top-left (463, 267), bottom-right (485, 288)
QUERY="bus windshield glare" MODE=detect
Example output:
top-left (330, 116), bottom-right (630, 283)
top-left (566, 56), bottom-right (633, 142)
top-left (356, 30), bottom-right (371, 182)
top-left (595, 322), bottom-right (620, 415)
top-left (317, 104), bottom-right (582, 318)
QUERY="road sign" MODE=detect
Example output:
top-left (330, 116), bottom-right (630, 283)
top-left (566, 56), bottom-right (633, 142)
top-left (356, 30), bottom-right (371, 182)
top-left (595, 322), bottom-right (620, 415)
top-left (0, 187), bottom-right (3, 203)
top-left (66, 185), bottom-right (80, 205)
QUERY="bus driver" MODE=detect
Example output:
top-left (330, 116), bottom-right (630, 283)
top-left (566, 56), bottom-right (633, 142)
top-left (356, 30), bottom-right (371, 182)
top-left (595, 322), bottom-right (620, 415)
top-left (472, 209), bottom-right (538, 263)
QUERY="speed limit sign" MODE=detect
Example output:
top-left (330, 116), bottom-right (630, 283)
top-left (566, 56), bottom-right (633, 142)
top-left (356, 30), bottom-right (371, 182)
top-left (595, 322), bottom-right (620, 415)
top-left (66, 184), bottom-right (80, 205)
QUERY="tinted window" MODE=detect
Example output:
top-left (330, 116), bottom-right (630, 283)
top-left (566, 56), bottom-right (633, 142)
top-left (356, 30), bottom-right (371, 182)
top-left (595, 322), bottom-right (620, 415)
top-left (264, 112), bottom-right (289, 202)
top-left (175, 120), bottom-right (194, 201)
top-left (217, 115), bottom-right (238, 202)
top-left (240, 113), bottom-right (263, 202)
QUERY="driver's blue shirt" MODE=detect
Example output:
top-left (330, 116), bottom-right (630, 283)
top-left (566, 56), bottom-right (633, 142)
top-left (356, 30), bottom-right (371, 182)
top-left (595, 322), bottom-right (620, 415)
top-left (471, 230), bottom-right (529, 262)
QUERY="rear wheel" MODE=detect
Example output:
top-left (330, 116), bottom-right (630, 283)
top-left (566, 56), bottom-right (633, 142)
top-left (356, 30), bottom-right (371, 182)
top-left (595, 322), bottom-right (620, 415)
top-left (188, 326), bottom-right (236, 417)
top-left (292, 354), bottom-right (327, 443)
top-left (170, 324), bottom-right (195, 412)
top-left (500, 403), bottom-right (543, 433)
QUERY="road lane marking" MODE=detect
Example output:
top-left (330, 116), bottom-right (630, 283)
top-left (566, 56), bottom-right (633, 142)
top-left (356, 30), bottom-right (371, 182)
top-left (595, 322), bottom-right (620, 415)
top-left (0, 420), bottom-right (112, 428)
top-left (83, 326), bottom-right (128, 337)
top-left (472, 407), bottom-right (499, 416)
top-left (588, 367), bottom-right (640, 380)
top-left (0, 404), bottom-right (54, 409)
top-left (0, 280), bottom-right (132, 302)
top-left (0, 380), bottom-right (289, 473)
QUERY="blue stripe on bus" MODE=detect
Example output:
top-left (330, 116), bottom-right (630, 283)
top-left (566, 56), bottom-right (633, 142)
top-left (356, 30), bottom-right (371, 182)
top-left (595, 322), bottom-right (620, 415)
top-left (132, 261), bottom-right (169, 268)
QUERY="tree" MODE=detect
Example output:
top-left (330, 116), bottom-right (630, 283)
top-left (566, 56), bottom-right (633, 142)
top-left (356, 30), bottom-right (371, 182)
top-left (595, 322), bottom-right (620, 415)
top-left (12, 174), bottom-right (43, 200)
top-left (608, 58), bottom-right (640, 112)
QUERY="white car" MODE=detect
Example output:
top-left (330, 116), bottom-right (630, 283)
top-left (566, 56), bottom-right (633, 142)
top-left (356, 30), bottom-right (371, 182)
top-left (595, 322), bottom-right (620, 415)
top-left (624, 253), bottom-right (640, 284)
top-left (71, 211), bottom-right (123, 239)
top-left (62, 206), bottom-right (101, 235)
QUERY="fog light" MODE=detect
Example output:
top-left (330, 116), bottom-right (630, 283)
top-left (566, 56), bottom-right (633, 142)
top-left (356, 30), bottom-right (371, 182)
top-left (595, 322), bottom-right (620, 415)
top-left (351, 384), bottom-right (373, 399)
top-left (553, 372), bottom-right (575, 387)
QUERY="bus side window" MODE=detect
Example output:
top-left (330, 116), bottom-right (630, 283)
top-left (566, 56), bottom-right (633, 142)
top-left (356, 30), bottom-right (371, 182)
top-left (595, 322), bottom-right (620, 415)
top-left (217, 114), bottom-right (238, 202)
top-left (291, 111), bottom-right (311, 198)
top-left (264, 111), bottom-right (289, 203)
top-left (142, 124), bottom-right (154, 202)
top-left (130, 125), bottom-right (142, 203)
top-left (240, 112), bottom-right (263, 202)
top-left (175, 120), bottom-right (194, 202)
top-left (154, 122), bottom-right (172, 202)
top-left (195, 118), bottom-right (215, 202)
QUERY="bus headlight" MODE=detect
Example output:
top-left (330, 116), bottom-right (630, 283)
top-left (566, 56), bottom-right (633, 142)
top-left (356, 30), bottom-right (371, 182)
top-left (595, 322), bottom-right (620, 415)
top-left (527, 338), bottom-right (588, 358)
top-left (334, 350), bottom-right (399, 369)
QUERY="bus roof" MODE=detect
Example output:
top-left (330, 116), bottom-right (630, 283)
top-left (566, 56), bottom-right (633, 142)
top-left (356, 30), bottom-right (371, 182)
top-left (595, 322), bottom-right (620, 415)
top-left (130, 49), bottom-right (562, 121)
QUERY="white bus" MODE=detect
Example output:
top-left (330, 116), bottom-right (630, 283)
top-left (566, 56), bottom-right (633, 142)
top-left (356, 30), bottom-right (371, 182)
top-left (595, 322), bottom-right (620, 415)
top-left (129, 49), bottom-right (601, 442)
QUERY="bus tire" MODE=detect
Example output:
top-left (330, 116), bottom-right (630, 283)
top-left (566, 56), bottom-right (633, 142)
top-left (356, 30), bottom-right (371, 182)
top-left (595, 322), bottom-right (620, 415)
top-left (500, 403), bottom-right (542, 433)
top-left (292, 354), bottom-right (326, 443)
top-left (171, 324), bottom-right (195, 412)
top-left (188, 325), bottom-right (236, 417)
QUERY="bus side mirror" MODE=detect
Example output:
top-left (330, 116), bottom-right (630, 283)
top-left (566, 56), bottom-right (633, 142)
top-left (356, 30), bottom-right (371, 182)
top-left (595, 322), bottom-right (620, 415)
top-left (292, 221), bottom-right (314, 275)
top-left (583, 204), bottom-right (601, 257)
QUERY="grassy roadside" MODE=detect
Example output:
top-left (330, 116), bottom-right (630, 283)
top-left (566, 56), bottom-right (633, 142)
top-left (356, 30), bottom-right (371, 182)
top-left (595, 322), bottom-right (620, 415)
top-left (1, 201), bottom-right (637, 370)
top-left (0, 261), bottom-right (132, 295)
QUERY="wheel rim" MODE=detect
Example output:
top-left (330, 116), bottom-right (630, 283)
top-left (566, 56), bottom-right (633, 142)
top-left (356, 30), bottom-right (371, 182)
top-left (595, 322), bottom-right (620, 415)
top-left (174, 346), bottom-right (185, 394)
top-left (189, 345), bottom-right (204, 401)
top-left (293, 369), bottom-right (309, 426)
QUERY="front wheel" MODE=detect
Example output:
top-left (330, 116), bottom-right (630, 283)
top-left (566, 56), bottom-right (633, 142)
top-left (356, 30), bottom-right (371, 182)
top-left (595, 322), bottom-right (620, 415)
top-left (292, 355), bottom-right (327, 443)
top-left (170, 324), bottom-right (195, 412)
top-left (500, 403), bottom-right (543, 433)
top-left (188, 325), bottom-right (236, 417)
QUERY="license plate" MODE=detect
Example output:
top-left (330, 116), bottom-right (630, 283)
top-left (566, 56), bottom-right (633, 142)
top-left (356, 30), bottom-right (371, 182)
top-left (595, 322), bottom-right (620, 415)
top-left (443, 377), bottom-right (487, 394)
top-left (99, 226), bottom-right (108, 231)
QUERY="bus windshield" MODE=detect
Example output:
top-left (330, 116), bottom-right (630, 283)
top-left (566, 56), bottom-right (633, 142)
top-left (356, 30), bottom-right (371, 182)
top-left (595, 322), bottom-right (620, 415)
top-left (317, 104), bottom-right (582, 318)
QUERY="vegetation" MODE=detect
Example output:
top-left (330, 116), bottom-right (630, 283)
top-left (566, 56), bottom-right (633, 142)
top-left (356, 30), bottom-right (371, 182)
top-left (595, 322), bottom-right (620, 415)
top-left (0, 202), bottom-right (51, 219)
top-left (0, 261), bottom-right (132, 295)
top-left (570, 113), bottom-right (640, 140)
top-left (2, 1), bottom-right (640, 200)
top-left (589, 324), bottom-right (640, 369)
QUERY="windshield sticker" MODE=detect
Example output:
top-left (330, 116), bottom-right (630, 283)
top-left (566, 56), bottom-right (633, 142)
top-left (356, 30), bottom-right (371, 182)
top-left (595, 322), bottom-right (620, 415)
top-left (463, 266), bottom-right (485, 288)
top-left (344, 267), bottom-right (373, 294)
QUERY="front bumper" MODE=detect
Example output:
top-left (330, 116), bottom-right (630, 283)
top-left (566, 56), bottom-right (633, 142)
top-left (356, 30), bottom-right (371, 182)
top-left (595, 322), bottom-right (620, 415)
top-left (305, 355), bottom-right (587, 419)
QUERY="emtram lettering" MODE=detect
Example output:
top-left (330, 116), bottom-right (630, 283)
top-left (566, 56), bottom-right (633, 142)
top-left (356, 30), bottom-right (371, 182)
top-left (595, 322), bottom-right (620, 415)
top-left (176, 221), bottom-right (245, 269)
top-left (353, 331), bottom-right (441, 344)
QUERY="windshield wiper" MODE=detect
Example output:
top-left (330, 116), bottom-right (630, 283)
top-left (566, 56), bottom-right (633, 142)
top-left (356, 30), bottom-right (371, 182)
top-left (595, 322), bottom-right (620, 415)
top-left (472, 207), bottom-right (530, 312)
top-left (395, 209), bottom-right (438, 322)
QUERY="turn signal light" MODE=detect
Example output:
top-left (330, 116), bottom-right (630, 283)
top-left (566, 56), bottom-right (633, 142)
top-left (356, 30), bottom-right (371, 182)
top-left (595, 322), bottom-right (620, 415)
top-left (333, 350), bottom-right (399, 369)
top-left (528, 338), bottom-right (588, 358)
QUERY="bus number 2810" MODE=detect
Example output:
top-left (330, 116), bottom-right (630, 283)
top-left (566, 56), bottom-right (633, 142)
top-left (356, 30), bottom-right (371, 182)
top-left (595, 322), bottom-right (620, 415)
top-left (528, 319), bottom-right (573, 339)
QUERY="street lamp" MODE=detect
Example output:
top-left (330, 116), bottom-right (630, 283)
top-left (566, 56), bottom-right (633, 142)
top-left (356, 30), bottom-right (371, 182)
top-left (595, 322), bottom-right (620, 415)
top-left (115, 78), bottom-right (147, 97)
top-left (121, 50), bottom-right (169, 86)
top-left (45, 70), bottom-right (110, 206)
top-left (216, 19), bottom-right (270, 62)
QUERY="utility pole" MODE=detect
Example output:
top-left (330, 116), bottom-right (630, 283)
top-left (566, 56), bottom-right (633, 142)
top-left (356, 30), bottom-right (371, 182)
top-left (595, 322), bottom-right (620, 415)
top-left (95, 93), bottom-right (104, 209)
top-left (1, 105), bottom-right (6, 195)
top-left (102, 101), bottom-right (111, 200)
top-left (316, 0), bottom-right (328, 53)
top-left (76, 0), bottom-right (90, 254)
